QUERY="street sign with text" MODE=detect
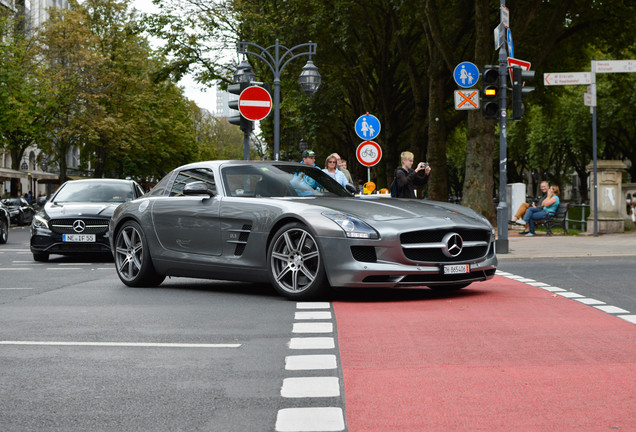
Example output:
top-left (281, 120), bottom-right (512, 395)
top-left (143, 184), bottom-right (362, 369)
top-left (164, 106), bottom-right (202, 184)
top-left (543, 72), bottom-right (592, 86)
top-left (595, 60), bottom-right (636, 73)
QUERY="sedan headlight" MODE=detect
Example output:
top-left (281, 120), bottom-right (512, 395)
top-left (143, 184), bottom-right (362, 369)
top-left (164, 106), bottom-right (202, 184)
top-left (322, 212), bottom-right (379, 239)
top-left (32, 214), bottom-right (50, 229)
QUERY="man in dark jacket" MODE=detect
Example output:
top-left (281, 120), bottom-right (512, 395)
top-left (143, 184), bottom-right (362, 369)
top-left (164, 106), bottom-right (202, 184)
top-left (394, 151), bottom-right (431, 198)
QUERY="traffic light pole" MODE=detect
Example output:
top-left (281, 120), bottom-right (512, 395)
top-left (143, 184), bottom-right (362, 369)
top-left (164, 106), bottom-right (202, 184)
top-left (495, 44), bottom-right (509, 254)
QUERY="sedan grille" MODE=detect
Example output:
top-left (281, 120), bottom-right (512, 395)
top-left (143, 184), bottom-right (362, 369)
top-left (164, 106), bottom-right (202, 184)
top-left (50, 218), bottom-right (110, 235)
top-left (400, 228), bottom-right (491, 263)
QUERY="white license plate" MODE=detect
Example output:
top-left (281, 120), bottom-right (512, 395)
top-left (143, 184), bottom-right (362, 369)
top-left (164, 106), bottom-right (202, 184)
top-left (63, 234), bottom-right (96, 242)
top-left (443, 264), bottom-right (470, 274)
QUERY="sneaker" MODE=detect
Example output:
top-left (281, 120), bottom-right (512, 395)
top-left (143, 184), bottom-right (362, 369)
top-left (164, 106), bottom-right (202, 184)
top-left (525, 232), bottom-right (535, 237)
top-left (515, 220), bottom-right (527, 226)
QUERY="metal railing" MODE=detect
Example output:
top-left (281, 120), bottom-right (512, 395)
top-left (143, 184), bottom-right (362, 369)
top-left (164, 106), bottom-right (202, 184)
top-left (565, 203), bottom-right (589, 231)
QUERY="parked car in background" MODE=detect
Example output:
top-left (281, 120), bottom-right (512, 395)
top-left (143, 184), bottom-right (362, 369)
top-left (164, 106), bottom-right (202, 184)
top-left (0, 200), bottom-right (9, 244)
top-left (109, 160), bottom-right (497, 300)
top-left (1, 197), bottom-right (36, 226)
top-left (30, 179), bottom-right (146, 262)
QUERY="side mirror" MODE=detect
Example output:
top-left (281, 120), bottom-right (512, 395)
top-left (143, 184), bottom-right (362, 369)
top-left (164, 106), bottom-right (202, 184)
top-left (183, 181), bottom-right (214, 197)
top-left (345, 183), bottom-right (357, 195)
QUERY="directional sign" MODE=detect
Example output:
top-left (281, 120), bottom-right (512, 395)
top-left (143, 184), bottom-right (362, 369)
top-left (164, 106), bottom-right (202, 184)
top-left (356, 141), bottom-right (382, 167)
top-left (454, 90), bottom-right (480, 110)
top-left (355, 113), bottom-right (381, 140)
top-left (238, 86), bottom-right (272, 121)
top-left (543, 72), bottom-right (592, 86)
top-left (507, 28), bottom-right (514, 59)
top-left (595, 60), bottom-right (636, 73)
top-left (507, 57), bottom-right (531, 84)
top-left (453, 62), bottom-right (480, 88)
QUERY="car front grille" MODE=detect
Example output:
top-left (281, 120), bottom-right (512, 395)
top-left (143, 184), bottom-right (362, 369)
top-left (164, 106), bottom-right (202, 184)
top-left (400, 228), bottom-right (491, 263)
top-left (50, 218), bottom-right (110, 235)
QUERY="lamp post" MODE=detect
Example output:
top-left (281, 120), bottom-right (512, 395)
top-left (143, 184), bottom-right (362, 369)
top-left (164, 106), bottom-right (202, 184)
top-left (237, 39), bottom-right (321, 161)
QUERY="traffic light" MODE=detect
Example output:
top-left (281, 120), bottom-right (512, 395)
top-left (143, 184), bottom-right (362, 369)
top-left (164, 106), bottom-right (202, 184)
top-left (511, 66), bottom-right (535, 120)
top-left (481, 65), bottom-right (500, 120)
top-left (227, 82), bottom-right (253, 132)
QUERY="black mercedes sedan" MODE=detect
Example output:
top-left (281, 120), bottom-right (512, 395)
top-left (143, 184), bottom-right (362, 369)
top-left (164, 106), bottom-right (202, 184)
top-left (1, 197), bottom-right (36, 225)
top-left (30, 179), bottom-right (145, 262)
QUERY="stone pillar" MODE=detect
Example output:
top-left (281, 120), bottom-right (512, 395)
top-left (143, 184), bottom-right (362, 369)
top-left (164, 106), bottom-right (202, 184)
top-left (587, 160), bottom-right (628, 233)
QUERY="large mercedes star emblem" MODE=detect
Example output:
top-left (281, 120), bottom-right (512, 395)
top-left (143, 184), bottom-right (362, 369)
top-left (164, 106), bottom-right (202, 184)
top-left (442, 232), bottom-right (463, 258)
top-left (72, 220), bottom-right (86, 233)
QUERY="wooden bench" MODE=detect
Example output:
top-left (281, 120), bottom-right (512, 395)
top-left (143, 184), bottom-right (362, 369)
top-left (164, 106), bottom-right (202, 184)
top-left (535, 202), bottom-right (569, 236)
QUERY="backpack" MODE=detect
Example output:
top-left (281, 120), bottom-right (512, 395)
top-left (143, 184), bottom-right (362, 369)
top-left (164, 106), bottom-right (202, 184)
top-left (390, 168), bottom-right (407, 198)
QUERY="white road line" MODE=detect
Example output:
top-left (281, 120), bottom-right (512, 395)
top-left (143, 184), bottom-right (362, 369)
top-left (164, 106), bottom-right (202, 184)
top-left (619, 315), bottom-right (636, 324)
top-left (575, 298), bottom-right (606, 305)
top-left (285, 355), bottom-right (337, 370)
top-left (556, 292), bottom-right (585, 298)
top-left (594, 305), bottom-right (630, 314)
top-left (0, 288), bottom-right (33, 290)
top-left (295, 311), bottom-right (332, 320)
top-left (288, 337), bottom-right (335, 350)
top-left (280, 377), bottom-right (340, 398)
top-left (292, 322), bottom-right (333, 333)
top-left (297, 302), bottom-right (331, 309)
top-left (46, 268), bottom-right (82, 270)
top-left (0, 268), bottom-right (31, 271)
top-left (0, 341), bottom-right (241, 348)
top-left (540, 286), bottom-right (566, 292)
top-left (275, 407), bottom-right (345, 432)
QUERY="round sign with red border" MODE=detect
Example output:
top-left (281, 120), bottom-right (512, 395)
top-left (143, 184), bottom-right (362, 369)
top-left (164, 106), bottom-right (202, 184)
top-left (238, 86), bottom-right (272, 121)
top-left (356, 141), bottom-right (382, 167)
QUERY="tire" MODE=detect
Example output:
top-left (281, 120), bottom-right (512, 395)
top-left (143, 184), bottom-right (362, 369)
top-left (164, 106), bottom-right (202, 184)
top-left (114, 220), bottom-right (165, 287)
top-left (0, 219), bottom-right (8, 244)
top-left (267, 222), bottom-right (329, 300)
top-left (33, 252), bottom-right (49, 262)
top-left (17, 213), bottom-right (25, 226)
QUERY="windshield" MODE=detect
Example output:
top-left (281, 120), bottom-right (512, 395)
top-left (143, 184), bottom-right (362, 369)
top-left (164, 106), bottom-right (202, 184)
top-left (1, 198), bottom-right (22, 207)
top-left (222, 164), bottom-right (351, 198)
top-left (53, 182), bottom-right (134, 203)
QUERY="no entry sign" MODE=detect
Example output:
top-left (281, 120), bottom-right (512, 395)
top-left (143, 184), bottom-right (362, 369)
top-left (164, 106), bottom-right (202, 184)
top-left (238, 86), bottom-right (272, 121)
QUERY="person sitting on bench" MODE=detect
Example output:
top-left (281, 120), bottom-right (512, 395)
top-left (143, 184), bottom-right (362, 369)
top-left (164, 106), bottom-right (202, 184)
top-left (510, 181), bottom-right (549, 226)
top-left (520, 185), bottom-right (560, 237)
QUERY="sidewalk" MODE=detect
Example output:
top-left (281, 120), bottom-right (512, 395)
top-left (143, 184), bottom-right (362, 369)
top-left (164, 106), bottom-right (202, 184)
top-left (496, 227), bottom-right (636, 259)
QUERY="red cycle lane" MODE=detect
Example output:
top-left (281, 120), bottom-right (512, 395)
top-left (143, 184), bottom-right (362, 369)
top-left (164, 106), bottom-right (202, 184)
top-left (334, 276), bottom-right (636, 431)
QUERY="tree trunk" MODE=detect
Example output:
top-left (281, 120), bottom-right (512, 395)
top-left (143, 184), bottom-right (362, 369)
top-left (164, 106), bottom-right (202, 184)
top-left (426, 57), bottom-right (448, 201)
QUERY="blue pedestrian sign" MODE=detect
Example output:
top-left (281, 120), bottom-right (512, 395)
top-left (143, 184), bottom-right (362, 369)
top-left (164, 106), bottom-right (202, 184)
top-left (355, 113), bottom-right (381, 140)
top-left (453, 62), bottom-right (479, 88)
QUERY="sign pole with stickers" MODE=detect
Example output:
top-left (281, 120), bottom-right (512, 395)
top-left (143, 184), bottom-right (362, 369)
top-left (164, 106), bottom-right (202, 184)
top-left (354, 113), bottom-right (382, 185)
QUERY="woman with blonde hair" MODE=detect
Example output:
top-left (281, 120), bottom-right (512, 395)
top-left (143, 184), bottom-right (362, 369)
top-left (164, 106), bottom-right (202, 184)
top-left (322, 155), bottom-right (348, 187)
top-left (520, 185), bottom-right (560, 237)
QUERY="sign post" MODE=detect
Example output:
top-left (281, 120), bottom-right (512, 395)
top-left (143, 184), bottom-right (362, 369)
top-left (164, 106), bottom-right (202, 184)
top-left (543, 59), bottom-right (635, 235)
top-left (356, 141), bottom-right (382, 183)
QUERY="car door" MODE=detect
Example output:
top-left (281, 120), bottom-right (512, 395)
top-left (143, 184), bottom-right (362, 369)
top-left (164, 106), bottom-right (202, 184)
top-left (151, 168), bottom-right (222, 256)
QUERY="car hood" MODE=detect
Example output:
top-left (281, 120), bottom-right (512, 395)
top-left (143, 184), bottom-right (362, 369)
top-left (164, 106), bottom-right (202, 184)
top-left (289, 197), bottom-right (489, 226)
top-left (44, 202), bottom-right (119, 219)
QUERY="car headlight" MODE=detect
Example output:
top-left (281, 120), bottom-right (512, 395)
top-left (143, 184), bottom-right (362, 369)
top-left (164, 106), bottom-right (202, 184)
top-left (322, 212), bottom-right (379, 239)
top-left (32, 214), bottom-right (50, 229)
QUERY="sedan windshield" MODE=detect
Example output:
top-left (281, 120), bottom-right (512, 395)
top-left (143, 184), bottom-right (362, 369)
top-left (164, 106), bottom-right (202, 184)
top-left (222, 164), bottom-right (351, 198)
top-left (53, 182), bottom-right (134, 203)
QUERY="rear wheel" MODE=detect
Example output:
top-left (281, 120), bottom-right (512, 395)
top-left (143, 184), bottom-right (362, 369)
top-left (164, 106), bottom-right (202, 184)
top-left (0, 218), bottom-right (8, 244)
top-left (268, 223), bottom-right (328, 300)
top-left (114, 220), bottom-right (165, 287)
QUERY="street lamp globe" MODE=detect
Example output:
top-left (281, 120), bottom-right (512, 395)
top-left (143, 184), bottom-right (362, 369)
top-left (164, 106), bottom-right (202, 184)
top-left (298, 59), bottom-right (321, 97)
top-left (233, 59), bottom-right (255, 84)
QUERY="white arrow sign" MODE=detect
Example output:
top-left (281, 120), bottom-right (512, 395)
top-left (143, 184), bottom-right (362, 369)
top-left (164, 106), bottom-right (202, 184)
top-left (543, 72), bottom-right (592, 86)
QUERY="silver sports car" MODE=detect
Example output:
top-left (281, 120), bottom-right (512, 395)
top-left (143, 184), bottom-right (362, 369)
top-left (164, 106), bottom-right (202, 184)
top-left (109, 161), bottom-right (497, 300)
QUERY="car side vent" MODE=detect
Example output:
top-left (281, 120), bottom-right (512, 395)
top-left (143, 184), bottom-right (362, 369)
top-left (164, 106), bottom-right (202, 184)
top-left (231, 224), bottom-right (252, 256)
top-left (350, 246), bottom-right (377, 263)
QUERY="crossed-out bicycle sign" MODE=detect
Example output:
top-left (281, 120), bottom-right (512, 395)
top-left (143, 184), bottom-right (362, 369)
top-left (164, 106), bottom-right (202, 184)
top-left (356, 141), bottom-right (382, 167)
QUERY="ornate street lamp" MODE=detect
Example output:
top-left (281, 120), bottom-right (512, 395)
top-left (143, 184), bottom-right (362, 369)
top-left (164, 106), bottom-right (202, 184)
top-left (237, 39), bottom-right (320, 161)
top-left (233, 58), bottom-right (255, 84)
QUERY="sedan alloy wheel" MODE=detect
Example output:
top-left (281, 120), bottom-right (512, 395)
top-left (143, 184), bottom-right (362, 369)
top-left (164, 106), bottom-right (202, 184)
top-left (115, 220), bottom-right (165, 287)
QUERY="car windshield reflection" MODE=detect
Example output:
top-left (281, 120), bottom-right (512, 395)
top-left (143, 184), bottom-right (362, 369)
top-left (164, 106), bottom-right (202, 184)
top-left (52, 182), bottom-right (134, 203)
top-left (221, 164), bottom-right (351, 198)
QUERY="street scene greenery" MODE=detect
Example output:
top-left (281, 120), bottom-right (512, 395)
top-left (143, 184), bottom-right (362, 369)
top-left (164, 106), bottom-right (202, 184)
top-left (1, 0), bottom-right (635, 221)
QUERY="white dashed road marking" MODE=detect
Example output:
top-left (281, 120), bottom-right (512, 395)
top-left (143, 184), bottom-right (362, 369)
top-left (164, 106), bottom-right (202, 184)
top-left (496, 270), bottom-right (634, 324)
top-left (0, 341), bottom-right (241, 348)
top-left (276, 408), bottom-right (345, 432)
top-left (289, 337), bottom-right (335, 350)
top-left (292, 322), bottom-right (333, 333)
top-left (285, 355), bottom-right (337, 370)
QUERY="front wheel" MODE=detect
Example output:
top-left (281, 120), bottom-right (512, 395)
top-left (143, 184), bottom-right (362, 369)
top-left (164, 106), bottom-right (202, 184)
top-left (33, 252), bottom-right (49, 262)
top-left (267, 223), bottom-right (329, 300)
top-left (114, 220), bottom-right (165, 287)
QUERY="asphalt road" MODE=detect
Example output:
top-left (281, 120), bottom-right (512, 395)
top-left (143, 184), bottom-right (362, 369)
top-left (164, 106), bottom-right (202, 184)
top-left (2, 226), bottom-right (634, 431)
